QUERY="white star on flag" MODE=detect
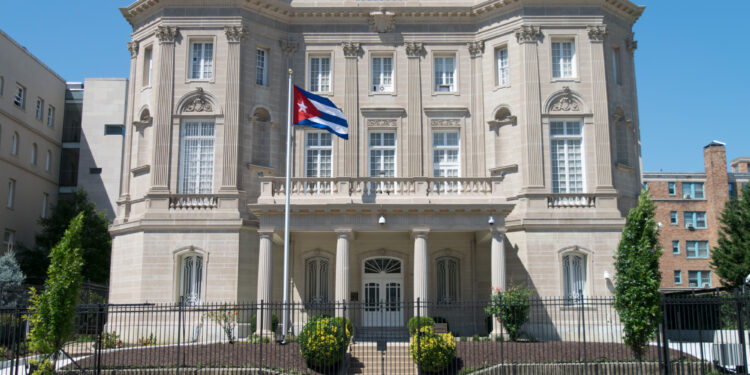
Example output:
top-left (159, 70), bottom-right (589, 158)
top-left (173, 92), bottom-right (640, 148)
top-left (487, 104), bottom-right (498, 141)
top-left (297, 101), bottom-right (307, 113)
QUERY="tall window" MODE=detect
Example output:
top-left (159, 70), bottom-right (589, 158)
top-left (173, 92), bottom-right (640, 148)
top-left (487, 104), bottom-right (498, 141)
top-left (13, 85), bottom-right (25, 108)
top-left (436, 257), bottom-right (459, 303)
top-left (668, 182), bottom-right (676, 196)
top-left (35, 99), bottom-right (44, 120)
top-left (189, 42), bottom-right (213, 80)
top-left (309, 56), bottom-right (331, 92)
top-left (180, 254), bottom-right (203, 305)
top-left (47, 106), bottom-right (55, 127)
top-left (550, 121), bottom-right (584, 193)
top-left (433, 131), bottom-right (460, 177)
top-left (11, 132), bottom-right (18, 155)
top-left (7, 179), bottom-right (15, 208)
top-left (371, 55), bottom-right (393, 92)
top-left (674, 270), bottom-right (682, 285)
top-left (45, 150), bottom-right (51, 172)
top-left (143, 46), bottom-right (153, 86)
top-left (369, 131), bottom-right (396, 177)
top-left (682, 182), bottom-right (704, 199)
top-left (688, 270), bottom-right (711, 288)
top-left (563, 253), bottom-right (586, 301)
top-left (256, 48), bottom-right (268, 86)
top-left (496, 47), bottom-right (509, 86)
top-left (684, 211), bottom-right (707, 229)
top-left (672, 240), bottom-right (680, 254)
top-left (729, 182), bottom-right (736, 198)
top-left (670, 211), bottom-right (678, 225)
top-left (552, 40), bottom-right (575, 79)
top-left (306, 257), bottom-right (329, 303)
top-left (305, 132), bottom-right (332, 177)
top-left (615, 123), bottom-right (633, 166)
top-left (178, 121), bottom-right (215, 194)
top-left (686, 241), bottom-right (709, 258)
top-left (41, 193), bottom-right (48, 218)
top-left (434, 55), bottom-right (456, 92)
top-left (3, 230), bottom-right (14, 253)
top-left (612, 47), bottom-right (622, 85)
top-left (31, 143), bottom-right (37, 165)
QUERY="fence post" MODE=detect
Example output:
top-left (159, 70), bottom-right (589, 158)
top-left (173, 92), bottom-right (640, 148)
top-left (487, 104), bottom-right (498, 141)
top-left (96, 304), bottom-right (105, 375)
top-left (416, 298), bottom-right (421, 373)
top-left (579, 291), bottom-right (587, 374)
top-left (735, 291), bottom-right (748, 373)
top-left (660, 296), bottom-right (670, 375)
top-left (259, 300), bottom-right (264, 371)
top-left (12, 306), bottom-right (21, 375)
top-left (177, 299), bottom-right (183, 374)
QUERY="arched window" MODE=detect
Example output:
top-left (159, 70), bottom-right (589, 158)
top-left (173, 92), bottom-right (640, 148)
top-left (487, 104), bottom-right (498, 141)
top-left (436, 257), bottom-right (459, 303)
top-left (11, 132), bottom-right (18, 155)
top-left (562, 253), bottom-right (586, 302)
top-left (180, 254), bottom-right (203, 305)
top-left (45, 150), bottom-right (51, 171)
top-left (31, 143), bottom-right (37, 165)
top-left (306, 257), bottom-right (329, 303)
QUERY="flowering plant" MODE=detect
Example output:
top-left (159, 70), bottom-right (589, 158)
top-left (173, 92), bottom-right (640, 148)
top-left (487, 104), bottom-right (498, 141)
top-left (484, 284), bottom-right (533, 341)
top-left (409, 325), bottom-right (456, 372)
top-left (298, 315), bottom-right (351, 369)
top-left (204, 304), bottom-right (238, 344)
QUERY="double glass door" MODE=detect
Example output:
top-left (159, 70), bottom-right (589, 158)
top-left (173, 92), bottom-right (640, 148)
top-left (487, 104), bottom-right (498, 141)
top-left (362, 258), bottom-right (403, 327)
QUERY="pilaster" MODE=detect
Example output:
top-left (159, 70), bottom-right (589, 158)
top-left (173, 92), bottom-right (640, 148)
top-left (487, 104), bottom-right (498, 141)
top-left (515, 26), bottom-right (544, 191)
top-left (405, 42), bottom-right (424, 177)
top-left (150, 26), bottom-right (178, 193)
top-left (587, 25), bottom-right (615, 192)
top-left (468, 41), bottom-right (486, 177)
top-left (116, 41), bottom-right (139, 222)
top-left (220, 26), bottom-right (248, 192)
top-left (339, 42), bottom-right (360, 177)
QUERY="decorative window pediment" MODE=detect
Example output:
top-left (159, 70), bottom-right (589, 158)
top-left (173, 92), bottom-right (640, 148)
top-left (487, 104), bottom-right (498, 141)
top-left (176, 88), bottom-right (222, 116)
top-left (545, 86), bottom-right (586, 114)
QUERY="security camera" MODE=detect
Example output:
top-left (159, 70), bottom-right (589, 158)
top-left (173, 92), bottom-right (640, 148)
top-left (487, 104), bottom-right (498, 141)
top-left (488, 215), bottom-right (495, 226)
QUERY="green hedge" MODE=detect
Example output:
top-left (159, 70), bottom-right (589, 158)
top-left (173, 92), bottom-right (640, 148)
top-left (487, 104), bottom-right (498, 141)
top-left (407, 316), bottom-right (434, 335)
top-left (409, 326), bottom-right (456, 373)
top-left (298, 315), bottom-right (351, 369)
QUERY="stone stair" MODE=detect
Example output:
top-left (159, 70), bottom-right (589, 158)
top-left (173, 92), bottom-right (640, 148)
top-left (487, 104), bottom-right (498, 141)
top-left (348, 342), bottom-right (417, 375)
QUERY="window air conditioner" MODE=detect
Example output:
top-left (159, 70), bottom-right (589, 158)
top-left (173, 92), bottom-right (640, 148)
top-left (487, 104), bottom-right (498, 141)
top-left (687, 224), bottom-right (695, 231)
top-left (685, 194), bottom-right (692, 199)
top-left (438, 84), bottom-right (452, 91)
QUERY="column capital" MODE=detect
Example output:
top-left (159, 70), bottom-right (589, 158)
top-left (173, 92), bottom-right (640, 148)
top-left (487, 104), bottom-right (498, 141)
top-left (258, 229), bottom-right (275, 238)
top-left (587, 25), bottom-right (608, 43)
top-left (279, 40), bottom-right (299, 55)
top-left (515, 25), bottom-right (542, 44)
top-left (225, 26), bottom-right (248, 43)
top-left (405, 42), bottom-right (424, 58)
top-left (467, 41), bottom-right (485, 58)
top-left (127, 41), bottom-right (139, 58)
top-left (341, 42), bottom-right (361, 58)
top-left (156, 25), bottom-right (179, 44)
top-left (411, 228), bottom-right (430, 239)
top-left (335, 228), bottom-right (353, 239)
top-left (625, 35), bottom-right (638, 54)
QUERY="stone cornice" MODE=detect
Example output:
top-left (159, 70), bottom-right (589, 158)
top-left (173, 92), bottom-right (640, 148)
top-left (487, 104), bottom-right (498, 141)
top-left (515, 25), bottom-right (542, 44)
top-left (224, 26), bottom-right (248, 43)
top-left (155, 25), bottom-right (179, 43)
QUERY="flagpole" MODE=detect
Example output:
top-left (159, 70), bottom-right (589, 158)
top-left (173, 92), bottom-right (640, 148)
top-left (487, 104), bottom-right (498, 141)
top-left (281, 68), bottom-right (293, 343)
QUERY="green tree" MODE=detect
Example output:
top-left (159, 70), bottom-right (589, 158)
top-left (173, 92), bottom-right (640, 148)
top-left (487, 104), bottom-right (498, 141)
top-left (711, 184), bottom-right (750, 289)
top-left (17, 190), bottom-right (111, 284)
top-left (0, 251), bottom-right (26, 306)
top-left (26, 213), bottom-right (85, 365)
top-left (614, 188), bottom-right (662, 360)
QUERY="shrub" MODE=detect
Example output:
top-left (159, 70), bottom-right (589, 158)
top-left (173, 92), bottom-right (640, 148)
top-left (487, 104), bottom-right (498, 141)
top-left (98, 331), bottom-right (122, 349)
top-left (29, 359), bottom-right (55, 375)
top-left (205, 304), bottom-right (238, 343)
top-left (137, 333), bottom-right (157, 346)
top-left (0, 251), bottom-right (26, 307)
top-left (250, 312), bottom-right (278, 334)
top-left (298, 315), bottom-right (351, 369)
top-left (407, 316), bottom-right (434, 335)
top-left (409, 326), bottom-right (456, 373)
top-left (484, 284), bottom-right (533, 341)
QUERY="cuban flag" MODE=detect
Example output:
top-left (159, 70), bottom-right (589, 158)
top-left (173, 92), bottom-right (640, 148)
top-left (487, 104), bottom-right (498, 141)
top-left (293, 85), bottom-right (349, 140)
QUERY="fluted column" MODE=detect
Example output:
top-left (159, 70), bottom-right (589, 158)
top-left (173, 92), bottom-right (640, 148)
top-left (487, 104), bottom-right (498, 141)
top-left (116, 41), bottom-right (139, 222)
top-left (279, 40), bottom-right (299, 175)
top-left (335, 230), bottom-right (352, 310)
top-left (150, 26), bottom-right (178, 192)
top-left (220, 26), bottom-right (247, 192)
top-left (413, 229), bottom-right (429, 316)
top-left (405, 42), bottom-right (424, 177)
top-left (515, 26), bottom-right (544, 190)
top-left (256, 231), bottom-right (274, 336)
top-left (588, 25), bottom-right (615, 191)
top-left (490, 229), bottom-right (506, 337)
top-left (468, 41), bottom-right (485, 177)
top-left (339, 42), bottom-right (360, 177)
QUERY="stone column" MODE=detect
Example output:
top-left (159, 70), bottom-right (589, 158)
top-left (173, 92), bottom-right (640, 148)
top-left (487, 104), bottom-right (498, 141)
top-left (515, 26), bottom-right (544, 191)
top-left (150, 26), bottom-right (178, 192)
top-left (405, 42), bottom-right (424, 177)
top-left (587, 25), bottom-right (615, 192)
top-left (335, 230), bottom-right (352, 309)
top-left (413, 229), bottom-right (429, 316)
top-left (467, 41), bottom-right (486, 177)
top-left (220, 26), bottom-right (247, 192)
top-left (256, 231), bottom-right (274, 336)
top-left (490, 229), bottom-right (506, 337)
top-left (339, 42), bottom-right (360, 177)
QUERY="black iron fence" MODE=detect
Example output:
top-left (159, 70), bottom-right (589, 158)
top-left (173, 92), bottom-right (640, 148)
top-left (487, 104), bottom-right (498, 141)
top-left (0, 295), bottom-right (748, 374)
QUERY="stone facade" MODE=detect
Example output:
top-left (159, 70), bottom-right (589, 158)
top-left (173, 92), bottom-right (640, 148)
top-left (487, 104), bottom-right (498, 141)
top-left (111, 0), bottom-right (645, 332)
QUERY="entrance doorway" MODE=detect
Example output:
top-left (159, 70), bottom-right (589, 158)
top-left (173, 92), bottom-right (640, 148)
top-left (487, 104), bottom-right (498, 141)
top-left (362, 257), bottom-right (404, 327)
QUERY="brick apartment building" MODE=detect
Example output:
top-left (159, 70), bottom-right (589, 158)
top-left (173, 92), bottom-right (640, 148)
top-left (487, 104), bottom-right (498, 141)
top-left (643, 142), bottom-right (750, 291)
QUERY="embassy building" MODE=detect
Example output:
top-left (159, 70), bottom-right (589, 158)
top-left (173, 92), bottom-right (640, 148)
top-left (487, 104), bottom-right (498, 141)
top-left (111, 0), bottom-right (644, 335)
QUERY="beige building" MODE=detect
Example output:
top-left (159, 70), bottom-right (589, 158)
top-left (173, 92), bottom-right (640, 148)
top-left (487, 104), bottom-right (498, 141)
top-left (111, 0), bottom-right (644, 333)
top-left (0, 29), bottom-right (65, 253)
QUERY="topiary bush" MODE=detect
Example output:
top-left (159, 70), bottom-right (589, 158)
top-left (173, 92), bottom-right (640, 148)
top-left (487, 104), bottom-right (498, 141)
top-left (407, 316), bottom-right (434, 335)
top-left (298, 315), bottom-right (351, 369)
top-left (250, 312), bottom-right (278, 334)
top-left (409, 325), bottom-right (456, 373)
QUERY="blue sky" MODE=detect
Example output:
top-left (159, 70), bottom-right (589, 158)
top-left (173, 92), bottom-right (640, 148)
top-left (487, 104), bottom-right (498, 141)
top-left (1, 1), bottom-right (747, 173)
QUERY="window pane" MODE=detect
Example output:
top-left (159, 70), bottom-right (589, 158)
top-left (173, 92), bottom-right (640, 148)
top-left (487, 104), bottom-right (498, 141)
top-left (179, 121), bottom-right (215, 193)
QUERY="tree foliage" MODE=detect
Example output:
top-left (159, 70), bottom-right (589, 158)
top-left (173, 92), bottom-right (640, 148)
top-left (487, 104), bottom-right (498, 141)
top-left (614, 188), bottom-right (663, 360)
top-left (0, 251), bottom-right (26, 306)
top-left (711, 184), bottom-right (750, 289)
top-left (17, 190), bottom-right (111, 285)
top-left (26, 213), bottom-right (85, 361)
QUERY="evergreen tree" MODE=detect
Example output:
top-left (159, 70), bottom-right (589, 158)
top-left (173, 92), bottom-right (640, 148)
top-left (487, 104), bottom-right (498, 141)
top-left (16, 190), bottom-right (111, 284)
top-left (0, 251), bottom-right (26, 306)
top-left (614, 188), bottom-right (663, 360)
top-left (711, 184), bottom-right (750, 289)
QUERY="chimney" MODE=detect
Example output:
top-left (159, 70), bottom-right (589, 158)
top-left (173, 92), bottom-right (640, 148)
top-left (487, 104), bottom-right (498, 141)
top-left (704, 141), bottom-right (729, 247)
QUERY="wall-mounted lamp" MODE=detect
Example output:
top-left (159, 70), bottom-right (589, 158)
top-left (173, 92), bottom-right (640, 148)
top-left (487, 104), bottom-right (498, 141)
top-left (603, 270), bottom-right (612, 280)
top-left (488, 215), bottom-right (495, 226)
top-left (378, 215), bottom-right (386, 225)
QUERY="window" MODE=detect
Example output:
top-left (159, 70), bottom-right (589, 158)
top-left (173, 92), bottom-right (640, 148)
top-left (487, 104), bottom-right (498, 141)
top-left (178, 121), bottom-right (215, 194)
top-left (670, 211), bottom-right (678, 225)
top-left (552, 40), bottom-right (575, 79)
top-left (686, 241), bottom-right (709, 259)
top-left (433, 131), bottom-right (460, 177)
top-left (47, 106), bottom-right (55, 127)
top-left (729, 183), bottom-right (736, 198)
top-left (684, 211), bottom-right (707, 229)
top-left (3, 230), bottom-right (14, 252)
top-left (143, 46), bottom-right (153, 86)
top-left (7, 179), bottom-right (15, 208)
top-left (369, 131), bottom-right (396, 177)
top-left (371, 55), bottom-right (394, 92)
top-left (189, 42), bottom-right (213, 80)
top-left (104, 124), bottom-right (124, 135)
top-left (668, 182), bottom-right (676, 196)
top-left (305, 131), bottom-right (332, 177)
top-left (305, 257), bottom-right (329, 303)
top-left (44, 150), bottom-right (51, 172)
top-left (643, 181), bottom-right (648, 190)
top-left (180, 254), bottom-right (203, 305)
top-left (89, 167), bottom-right (102, 174)
top-left (563, 253), bottom-right (586, 301)
top-left (612, 47), bottom-right (622, 85)
top-left (672, 240), bottom-right (680, 254)
top-left (13, 85), bottom-right (25, 108)
top-left (256, 48), bottom-right (268, 86)
top-left (436, 257), bottom-right (459, 303)
top-left (35, 99), bottom-right (44, 120)
top-left (674, 270), bottom-right (682, 285)
top-left (682, 182), bottom-right (704, 199)
top-left (496, 47), bottom-right (509, 86)
top-left (31, 143), bottom-right (37, 165)
top-left (550, 121), bottom-right (584, 193)
top-left (688, 270), bottom-right (711, 288)
top-left (41, 193), bottom-right (48, 218)
top-left (11, 132), bottom-right (18, 155)
top-left (434, 55), bottom-right (456, 92)
top-left (309, 55), bottom-right (331, 92)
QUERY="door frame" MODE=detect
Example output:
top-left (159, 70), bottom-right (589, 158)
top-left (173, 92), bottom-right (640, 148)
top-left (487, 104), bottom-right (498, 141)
top-left (361, 256), bottom-right (404, 327)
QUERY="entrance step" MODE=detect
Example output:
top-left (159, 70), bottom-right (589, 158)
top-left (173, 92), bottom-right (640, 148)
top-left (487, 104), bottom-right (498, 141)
top-left (348, 342), bottom-right (417, 375)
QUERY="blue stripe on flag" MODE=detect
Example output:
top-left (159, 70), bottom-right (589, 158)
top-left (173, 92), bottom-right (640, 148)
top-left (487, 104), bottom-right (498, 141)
top-left (296, 119), bottom-right (349, 140)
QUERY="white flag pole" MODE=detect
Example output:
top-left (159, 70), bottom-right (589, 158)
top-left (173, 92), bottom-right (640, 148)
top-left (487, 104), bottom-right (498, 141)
top-left (281, 69), bottom-right (293, 343)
